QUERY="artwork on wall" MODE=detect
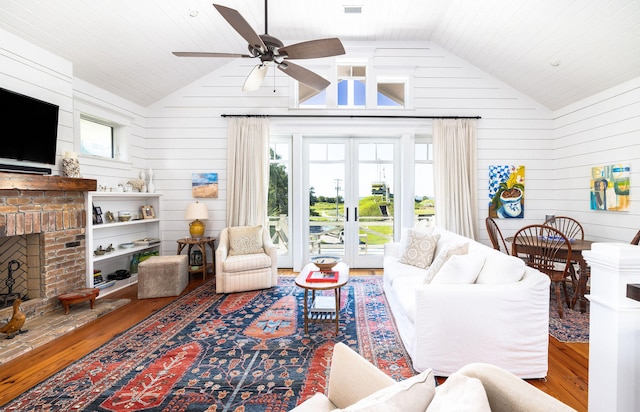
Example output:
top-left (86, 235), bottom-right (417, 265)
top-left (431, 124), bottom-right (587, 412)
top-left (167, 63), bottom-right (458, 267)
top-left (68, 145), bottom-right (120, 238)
top-left (489, 165), bottom-right (525, 218)
top-left (590, 164), bottom-right (630, 211)
top-left (192, 173), bottom-right (219, 198)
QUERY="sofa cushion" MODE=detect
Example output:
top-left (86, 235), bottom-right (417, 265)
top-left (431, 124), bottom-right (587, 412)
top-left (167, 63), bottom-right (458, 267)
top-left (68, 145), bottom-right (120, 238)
top-left (475, 252), bottom-right (526, 284)
top-left (398, 231), bottom-right (440, 269)
top-left (423, 242), bottom-right (469, 284)
top-left (431, 252), bottom-right (486, 284)
top-left (228, 225), bottom-right (264, 256)
top-left (333, 368), bottom-right (436, 412)
top-left (426, 373), bottom-right (491, 412)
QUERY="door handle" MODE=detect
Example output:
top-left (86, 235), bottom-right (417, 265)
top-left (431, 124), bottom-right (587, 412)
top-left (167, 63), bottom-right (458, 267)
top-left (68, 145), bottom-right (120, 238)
top-left (346, 208), bottom-right (349, 222)
top-left (355, 207), bottom-right (358, 221)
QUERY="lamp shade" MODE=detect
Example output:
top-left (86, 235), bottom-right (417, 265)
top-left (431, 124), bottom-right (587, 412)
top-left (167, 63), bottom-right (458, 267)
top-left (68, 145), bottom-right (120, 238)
top-left (185, 201), bottom-right (209, 220)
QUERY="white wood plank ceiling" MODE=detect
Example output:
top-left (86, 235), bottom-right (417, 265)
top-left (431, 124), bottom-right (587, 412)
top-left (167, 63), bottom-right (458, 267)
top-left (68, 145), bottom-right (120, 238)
top-left (1, 0), bottom-right (639, 110)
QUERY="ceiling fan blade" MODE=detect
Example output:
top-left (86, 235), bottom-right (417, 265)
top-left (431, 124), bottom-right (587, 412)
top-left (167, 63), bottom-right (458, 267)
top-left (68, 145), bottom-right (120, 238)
top-left (278, 61), bottom-right (330, 91)
top-left (279, 38), bottom-right (345, 60)
top-left (213, 3), bottom-right (266, 53)
top-left (173, 52), bottom-right (252, 58)
top-left (243, 64), bottom-right (269, 91)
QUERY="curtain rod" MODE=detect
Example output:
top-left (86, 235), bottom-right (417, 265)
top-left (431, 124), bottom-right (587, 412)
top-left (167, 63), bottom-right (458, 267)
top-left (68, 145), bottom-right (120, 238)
top-left (221, 114), bottom-right (481, 119)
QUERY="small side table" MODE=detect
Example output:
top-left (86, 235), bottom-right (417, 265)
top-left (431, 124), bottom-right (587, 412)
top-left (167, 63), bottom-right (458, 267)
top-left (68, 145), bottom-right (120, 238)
top-left (176, 237), bottom-right (216, 280)
top-left (295, 262), bottom-right (349, 334)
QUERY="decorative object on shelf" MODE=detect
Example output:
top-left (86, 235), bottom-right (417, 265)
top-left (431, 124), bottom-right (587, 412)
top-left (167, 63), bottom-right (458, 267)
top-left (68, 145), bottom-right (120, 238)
top-left (140, 170), bottom-right (147, 193)
top-left (61, 151), bottom-right (80, 178)
top-left (310, 255), bottom-right (341, 271)
top-left (192, 172), bottom-right (218, 198)
top-left (130, 253), bottom-right (139, 274)
top-left (105, 211), bottom-right (115, 223)
top-left (92, 205), bottom-right (103, 224)
top-left (147, 168), bottom-right (155, 193)
top-left (190, 249), bottom-right (203, 267)
top-left (133, 238), bottom-right (161, 246)
top-left (94, 246), bottom-right (106, 256)
top-left (141, 205), bottom-right (156, 219)
top-left (185, 201), bottom-right (209, 238)
top-left (118, 210), bottom-right (132, 222)
top-left (127, 179), bottom-right (145, 192)
top-left (105, 244), bottom-right (114, 253)
top-left (119, 242), bottom-right (134, 249)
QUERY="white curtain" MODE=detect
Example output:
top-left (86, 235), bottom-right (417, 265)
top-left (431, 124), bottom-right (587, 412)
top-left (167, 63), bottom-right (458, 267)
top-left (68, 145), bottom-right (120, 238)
top-left (226, 117), bottom-right (270, 227)
top-left (433, 118), bottom-right (478, 239)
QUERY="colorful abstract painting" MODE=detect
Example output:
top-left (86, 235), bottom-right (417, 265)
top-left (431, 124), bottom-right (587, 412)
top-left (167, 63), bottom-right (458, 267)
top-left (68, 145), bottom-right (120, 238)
top-left (489, 165), bottom-right (525, 218)
top-left (192, 172), bottom-right (218, 198)
top-left (590, 164), bottom-right (630, 211)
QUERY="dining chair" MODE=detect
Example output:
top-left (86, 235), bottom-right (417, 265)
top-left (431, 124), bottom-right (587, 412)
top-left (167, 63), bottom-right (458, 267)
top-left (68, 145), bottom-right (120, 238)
top-left (512, 224), bottom-right (574, 318)
top-left (543, 216), bottom-right (584, 241)
top-left (485, 217), bottom-right (509, 254)
top-left (631, 229), bottom-right (640, 245)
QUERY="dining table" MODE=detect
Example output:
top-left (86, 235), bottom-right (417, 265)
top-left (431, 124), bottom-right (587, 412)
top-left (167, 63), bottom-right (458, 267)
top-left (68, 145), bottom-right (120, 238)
top-left (506, 236), bottom-right (594, 312)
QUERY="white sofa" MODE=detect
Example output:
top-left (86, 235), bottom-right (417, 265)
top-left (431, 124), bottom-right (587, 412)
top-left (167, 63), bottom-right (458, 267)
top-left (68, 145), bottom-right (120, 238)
top-left (383, 226), bottom-right (551, 378)
top-left (291, 343), bottom-right (575, 412)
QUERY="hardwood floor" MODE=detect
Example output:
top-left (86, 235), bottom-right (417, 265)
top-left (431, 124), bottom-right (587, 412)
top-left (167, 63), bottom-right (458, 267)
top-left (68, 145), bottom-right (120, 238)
top-left (0, 270), bottom-right (588, 411)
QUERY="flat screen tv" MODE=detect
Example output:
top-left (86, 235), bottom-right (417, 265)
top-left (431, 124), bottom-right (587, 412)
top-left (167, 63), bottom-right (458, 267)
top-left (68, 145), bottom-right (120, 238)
top-left (0, 87), bottom-right (59, 166)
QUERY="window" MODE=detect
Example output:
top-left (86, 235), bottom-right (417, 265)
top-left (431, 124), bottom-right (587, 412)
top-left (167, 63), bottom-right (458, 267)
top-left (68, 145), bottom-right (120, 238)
top-left (80, 117), bottom-right (114, 158)
top-left (414, 139), bottom-right (434, 226)
top-left (268, 137), bottom-right (291, 259)
top-left (298, 83), bottom-right (327, 107)
top-left (337, 65), bottom-right (366, 108)
top-left (377, 81), bottom-right (405, 108)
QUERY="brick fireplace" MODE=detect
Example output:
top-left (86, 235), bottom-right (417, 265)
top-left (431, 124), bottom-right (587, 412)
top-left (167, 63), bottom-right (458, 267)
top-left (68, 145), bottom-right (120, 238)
top-left (0, 173), bottom-right (96, 318)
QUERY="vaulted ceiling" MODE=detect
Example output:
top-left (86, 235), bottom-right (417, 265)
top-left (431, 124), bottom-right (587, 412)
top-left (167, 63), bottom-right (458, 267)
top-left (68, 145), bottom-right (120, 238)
top-left (1, 0), bottom-right (639, 110)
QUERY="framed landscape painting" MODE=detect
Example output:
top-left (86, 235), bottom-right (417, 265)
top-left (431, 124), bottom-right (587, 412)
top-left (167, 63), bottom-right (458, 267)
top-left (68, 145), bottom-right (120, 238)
top-left (192, 172), bottom-right (219, 198)
top-left (489, 165), bottom-right (525, 218)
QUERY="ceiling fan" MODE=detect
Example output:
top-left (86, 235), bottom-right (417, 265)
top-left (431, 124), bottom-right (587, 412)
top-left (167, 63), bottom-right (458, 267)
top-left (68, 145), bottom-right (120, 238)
top-left (173, 1), bottom-right (346, 92)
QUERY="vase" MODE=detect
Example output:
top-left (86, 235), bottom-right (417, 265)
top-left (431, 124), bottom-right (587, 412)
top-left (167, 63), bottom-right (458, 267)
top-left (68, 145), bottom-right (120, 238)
top-left (147, 168), bottom-right (155, 193)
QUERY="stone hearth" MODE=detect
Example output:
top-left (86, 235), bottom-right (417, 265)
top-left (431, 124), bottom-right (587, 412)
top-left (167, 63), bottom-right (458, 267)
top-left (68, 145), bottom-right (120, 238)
top-left (0, 173), bottom-right (96, 319)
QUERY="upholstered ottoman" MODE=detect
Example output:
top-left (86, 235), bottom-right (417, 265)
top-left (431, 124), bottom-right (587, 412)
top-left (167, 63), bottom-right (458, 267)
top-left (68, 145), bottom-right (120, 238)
top-left (137, 255), bottom-right (188, 299)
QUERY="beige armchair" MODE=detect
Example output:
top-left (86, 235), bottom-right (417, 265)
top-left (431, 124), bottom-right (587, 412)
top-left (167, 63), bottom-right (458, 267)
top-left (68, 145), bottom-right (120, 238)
top-left (215, 225), bottom-right (278, 293)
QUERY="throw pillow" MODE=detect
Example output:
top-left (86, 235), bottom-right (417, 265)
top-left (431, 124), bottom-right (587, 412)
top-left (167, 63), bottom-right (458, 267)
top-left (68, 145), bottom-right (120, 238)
top-left (426, 373), bottom-right (491, 412)
top-left (228, 225), bottom-right (264, 256)
top-left (475, 253), bottom-right (526, 284)
top-left (423, 242), bottom-right (469, 284)
top-left (335, 369), bottom-right (436, 412)
top-left (398, 230), bottom-right (440, 269)
top-left (431, 252), bottom-right (486, 284)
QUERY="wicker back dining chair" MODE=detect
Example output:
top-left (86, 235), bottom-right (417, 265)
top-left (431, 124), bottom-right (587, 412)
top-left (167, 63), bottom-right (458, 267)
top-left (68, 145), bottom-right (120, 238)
top-left (543, 216), bottom-right (584, 241)
top-left (485, 217), bottom-right (509, 254)
top-left (631, 229), bottom-right (640, 245)
top-left (512, 224), bottom-right (574, 318)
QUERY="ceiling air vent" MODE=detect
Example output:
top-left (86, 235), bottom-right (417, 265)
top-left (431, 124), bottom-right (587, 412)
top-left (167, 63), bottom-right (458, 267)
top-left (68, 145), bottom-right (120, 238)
top-left (344, 6), bottom-right (362, 14)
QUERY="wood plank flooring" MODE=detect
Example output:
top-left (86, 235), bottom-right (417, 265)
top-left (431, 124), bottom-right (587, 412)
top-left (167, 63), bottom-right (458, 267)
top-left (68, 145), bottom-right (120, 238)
top-left (0, 270), bottom-right (588, 411)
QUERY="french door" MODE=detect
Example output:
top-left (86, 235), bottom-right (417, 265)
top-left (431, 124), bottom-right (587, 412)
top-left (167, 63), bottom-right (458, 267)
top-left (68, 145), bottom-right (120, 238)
top-left (303, 137), bottom-right (397, 268)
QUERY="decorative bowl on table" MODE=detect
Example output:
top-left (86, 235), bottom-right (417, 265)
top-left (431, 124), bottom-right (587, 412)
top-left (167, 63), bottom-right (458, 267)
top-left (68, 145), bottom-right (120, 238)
top-left (310, 255), bottom-right (341, 271)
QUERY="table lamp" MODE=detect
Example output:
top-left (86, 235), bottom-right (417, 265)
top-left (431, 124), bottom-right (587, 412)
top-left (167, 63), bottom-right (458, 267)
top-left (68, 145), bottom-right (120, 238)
top-left (185, 201), bottom-right (209, 238)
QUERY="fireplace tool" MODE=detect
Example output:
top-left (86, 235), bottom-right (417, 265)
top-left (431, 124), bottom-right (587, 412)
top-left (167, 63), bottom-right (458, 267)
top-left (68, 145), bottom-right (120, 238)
top-left (1, 260), bottom-right (23, 308)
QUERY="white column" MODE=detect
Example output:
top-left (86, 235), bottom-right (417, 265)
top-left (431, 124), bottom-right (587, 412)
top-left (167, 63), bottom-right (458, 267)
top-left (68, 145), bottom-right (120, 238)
top-left (583, 243), bottom-right (640, 412)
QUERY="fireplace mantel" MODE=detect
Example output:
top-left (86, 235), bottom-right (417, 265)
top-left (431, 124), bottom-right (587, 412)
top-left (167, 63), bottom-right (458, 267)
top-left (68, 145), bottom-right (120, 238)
top-left (0, 172), bottom-right (96, 192)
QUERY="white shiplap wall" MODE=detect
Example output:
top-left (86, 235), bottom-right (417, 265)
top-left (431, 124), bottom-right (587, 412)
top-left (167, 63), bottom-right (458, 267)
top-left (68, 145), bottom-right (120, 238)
top-left (553, 77), bottom-right (640, 244)
top-left (147, 41), bottom-right (555, 255)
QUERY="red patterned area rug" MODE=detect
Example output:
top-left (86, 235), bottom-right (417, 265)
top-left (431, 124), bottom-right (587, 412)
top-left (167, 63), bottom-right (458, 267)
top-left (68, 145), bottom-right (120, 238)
top-left (548, 286), bottom-right (589, 343)
top-left (3, 276), bottom-right (414, 411)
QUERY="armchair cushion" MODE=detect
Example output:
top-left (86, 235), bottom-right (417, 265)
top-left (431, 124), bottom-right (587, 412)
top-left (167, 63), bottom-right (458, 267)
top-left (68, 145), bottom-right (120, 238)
top-left (335, 368), bottom-right (436, 411)
top-left (426, 373), bottom-right (491, 412)
top-left (222, 253), bottom-right (273, 273)
top-left (228, 225), bottom-right (264, 255)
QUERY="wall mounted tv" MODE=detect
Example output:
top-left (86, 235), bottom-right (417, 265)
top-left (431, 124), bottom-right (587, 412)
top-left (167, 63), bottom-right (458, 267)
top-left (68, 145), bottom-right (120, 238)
top-left (0, 87), bottom-right (59, 167)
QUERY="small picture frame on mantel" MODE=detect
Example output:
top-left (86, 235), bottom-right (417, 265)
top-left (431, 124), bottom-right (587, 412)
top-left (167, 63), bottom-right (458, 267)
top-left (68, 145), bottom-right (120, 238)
top-left (141, 205), bottom-right (156, 219)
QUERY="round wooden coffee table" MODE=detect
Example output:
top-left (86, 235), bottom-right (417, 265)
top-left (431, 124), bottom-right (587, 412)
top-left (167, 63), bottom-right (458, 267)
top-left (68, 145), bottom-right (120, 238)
top-left (295, 261), bottom-right (349, 334)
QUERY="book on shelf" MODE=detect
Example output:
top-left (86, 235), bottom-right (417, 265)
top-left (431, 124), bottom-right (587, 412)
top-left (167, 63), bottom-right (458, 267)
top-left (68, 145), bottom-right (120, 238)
top-left (311, 295), bottom-right (336, 313)
top-left (306, 270), bottom-right (339, 283)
